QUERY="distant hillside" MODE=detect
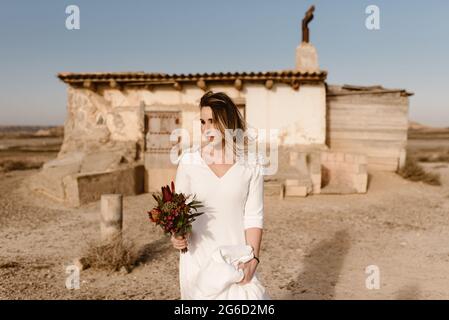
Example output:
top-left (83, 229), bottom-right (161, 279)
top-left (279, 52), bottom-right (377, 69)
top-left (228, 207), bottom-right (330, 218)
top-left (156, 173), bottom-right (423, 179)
top-left (408, 120), bottom-right (449, 131)
top-left (408, 121), bottom-right (449, 139)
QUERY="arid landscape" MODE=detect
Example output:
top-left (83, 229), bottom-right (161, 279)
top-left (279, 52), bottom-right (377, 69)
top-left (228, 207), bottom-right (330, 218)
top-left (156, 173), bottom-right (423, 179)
top-left (1, 123), bottom-right (449, 300)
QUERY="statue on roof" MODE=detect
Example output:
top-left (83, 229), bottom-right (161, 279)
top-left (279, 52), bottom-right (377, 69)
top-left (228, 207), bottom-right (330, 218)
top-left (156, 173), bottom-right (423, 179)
top-left (302, 5), bottom-right (315, 43)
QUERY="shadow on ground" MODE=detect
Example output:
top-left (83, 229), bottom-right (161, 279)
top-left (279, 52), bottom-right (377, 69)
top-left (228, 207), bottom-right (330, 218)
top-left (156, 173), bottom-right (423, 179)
top-left (395, 284), bottom-right (421, 300)
top-left (135, 236), bottom-right (173, 265)
top-left (281, 229), bottom-right (351, 299)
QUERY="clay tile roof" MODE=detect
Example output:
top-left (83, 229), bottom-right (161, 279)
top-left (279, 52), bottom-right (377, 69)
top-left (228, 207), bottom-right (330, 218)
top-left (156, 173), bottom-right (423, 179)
top-left (57, 70), bottom-right (327, 85)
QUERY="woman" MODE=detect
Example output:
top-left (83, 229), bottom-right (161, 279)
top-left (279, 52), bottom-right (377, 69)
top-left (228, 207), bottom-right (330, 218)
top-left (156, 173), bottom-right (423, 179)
top-left (171, 91), bottom-right (270, 300)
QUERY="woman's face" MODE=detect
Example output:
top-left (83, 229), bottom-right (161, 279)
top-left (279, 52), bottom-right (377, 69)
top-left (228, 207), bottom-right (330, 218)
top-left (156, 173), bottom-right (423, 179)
top-left (200, 106), bottom-right (219, 143)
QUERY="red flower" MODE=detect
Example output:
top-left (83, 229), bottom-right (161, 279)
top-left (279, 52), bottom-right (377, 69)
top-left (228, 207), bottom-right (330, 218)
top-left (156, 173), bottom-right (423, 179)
top-left (161, 185), bottom-right (173, 202)
top-left (149, 208), bottom-right (161, 223)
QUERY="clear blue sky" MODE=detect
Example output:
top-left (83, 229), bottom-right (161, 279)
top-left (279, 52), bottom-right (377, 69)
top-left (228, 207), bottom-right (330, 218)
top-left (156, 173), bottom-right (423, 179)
top-left (0, 0), bottom-right (448, 127)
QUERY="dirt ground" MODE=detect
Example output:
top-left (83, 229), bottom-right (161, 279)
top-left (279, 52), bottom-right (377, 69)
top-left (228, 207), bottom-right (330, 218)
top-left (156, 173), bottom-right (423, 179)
top-left (1, 129), bottom-right (449, 300)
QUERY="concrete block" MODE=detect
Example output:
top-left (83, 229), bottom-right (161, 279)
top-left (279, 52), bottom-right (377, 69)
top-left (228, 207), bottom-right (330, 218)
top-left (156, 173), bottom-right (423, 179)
top-left (355, 154), bottom-right (368, 165)
top-left (80, 165), bottom-right (144, 205)
top-left (309, 152), bottom-right (322, 174)
top-left (335, 153), bottom-right (345, 162)
top-left (65, 164), bottom-right (145, 207)
top-left (145, 168), bottom-right (176, 193)
top-left (320, 152), bottom-right (328, 162)
top-left (358, 164), bottom-right (368, 174)
top-left (327, 153), bottom-right (336, 162)
top-left (352, 173), bottom-right (368, 193)
top-left (344, 153), bottom-right (355, 163)
top-left (285, 179), bottom-right (300, 186)
top-left (100, 194), bottom-right (123, 242)
top-left (349, 163), bottom-right (360, 173)
top-left (285, 185), bottom-right (310, 197)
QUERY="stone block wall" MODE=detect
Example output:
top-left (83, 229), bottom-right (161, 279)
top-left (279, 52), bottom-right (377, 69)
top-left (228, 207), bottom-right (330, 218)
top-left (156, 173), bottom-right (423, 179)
top-left (320, 151), bottom-right (368, 193)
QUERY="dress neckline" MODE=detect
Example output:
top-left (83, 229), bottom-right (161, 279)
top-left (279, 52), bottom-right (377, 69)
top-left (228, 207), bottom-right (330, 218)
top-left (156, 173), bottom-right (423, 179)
top-left (195, 149), bottom-right (239, 180)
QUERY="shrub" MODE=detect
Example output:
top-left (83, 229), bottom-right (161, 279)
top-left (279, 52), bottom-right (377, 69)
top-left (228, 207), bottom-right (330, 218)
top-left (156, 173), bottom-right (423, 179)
top-left (398, 157), bottom-right (441, 186)
top-left (83, 234), bottom-right (139, 272)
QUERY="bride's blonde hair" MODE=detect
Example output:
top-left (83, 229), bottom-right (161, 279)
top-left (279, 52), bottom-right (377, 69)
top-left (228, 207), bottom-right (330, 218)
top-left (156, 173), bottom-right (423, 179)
top-left (199, 91), bottom-right (257, 164)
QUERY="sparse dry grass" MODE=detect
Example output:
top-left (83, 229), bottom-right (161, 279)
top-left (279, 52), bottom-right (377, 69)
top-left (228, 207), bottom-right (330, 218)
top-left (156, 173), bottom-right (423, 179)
top-left (0, 261), bottom-right (20, 269)
top-left (398, 157), bottom-right (441, 186)
top-left (416, 152), bottom-right (449, 163)
top-left (83, 234), bottom-right (140, 272)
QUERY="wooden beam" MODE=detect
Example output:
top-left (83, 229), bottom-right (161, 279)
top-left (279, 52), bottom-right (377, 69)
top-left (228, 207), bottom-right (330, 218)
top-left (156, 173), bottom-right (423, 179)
top-left (197, 78), bottom-right (207, 91)
top-left (83, 80), bottom-right (97, 91)
top-left (265, 79), bottom-right (274, 90)
top-left (234, 78), bottom-right (243, 91)
top-left (291, 80), bottom-right (300, 90)
top-left (109, 79), bottom-right (122, 90)
top-left (173, 81), bottom-right (182, 91)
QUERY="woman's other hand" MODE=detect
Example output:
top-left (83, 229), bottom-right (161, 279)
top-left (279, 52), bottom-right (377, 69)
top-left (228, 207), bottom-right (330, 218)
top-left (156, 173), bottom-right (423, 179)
top-left (236, 258), bottom-right (258, 285)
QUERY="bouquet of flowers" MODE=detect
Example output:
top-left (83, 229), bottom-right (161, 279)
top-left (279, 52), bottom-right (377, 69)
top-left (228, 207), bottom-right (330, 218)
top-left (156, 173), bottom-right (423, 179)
top-left (148, 181), bottom-right (204, 253)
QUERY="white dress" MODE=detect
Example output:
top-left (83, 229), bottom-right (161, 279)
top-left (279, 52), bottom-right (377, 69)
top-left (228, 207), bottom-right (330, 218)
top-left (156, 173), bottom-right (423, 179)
top-left (174, 146), bottom-right (271, 300)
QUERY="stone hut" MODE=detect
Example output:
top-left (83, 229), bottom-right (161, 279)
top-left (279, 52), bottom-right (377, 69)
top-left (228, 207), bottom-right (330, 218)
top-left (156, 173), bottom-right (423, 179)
top-left (29, 15), bottom-right (413, 206)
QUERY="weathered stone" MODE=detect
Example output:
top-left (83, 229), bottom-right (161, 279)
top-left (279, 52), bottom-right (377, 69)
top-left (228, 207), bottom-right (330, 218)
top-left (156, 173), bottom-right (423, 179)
top-left (30, 162), bottom-right (82, 201)
top-left (119, 266), bottom-right (130, 275)
top-left (80, 151), bottom-right (124, 173)
top-left (73, 257), bottom-right (90, 271)
top-left (43, 152), bottom-right (84, 170)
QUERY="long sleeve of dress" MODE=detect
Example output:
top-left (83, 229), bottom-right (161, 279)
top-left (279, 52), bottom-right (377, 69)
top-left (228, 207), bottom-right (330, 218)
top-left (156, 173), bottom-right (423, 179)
top-left (243, 164), bottom-right (264, 230)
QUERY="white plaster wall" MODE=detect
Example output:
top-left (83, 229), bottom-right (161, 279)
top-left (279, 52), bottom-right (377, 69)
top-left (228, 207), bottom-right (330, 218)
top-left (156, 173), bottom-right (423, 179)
top-left (244, 83), bottom-right (326, 145)
top-left (100, 82), bottom-right (326, 148)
